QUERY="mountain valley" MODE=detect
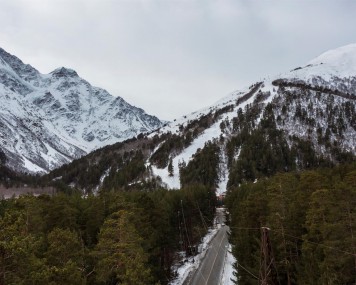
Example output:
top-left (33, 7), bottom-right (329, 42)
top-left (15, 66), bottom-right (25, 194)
top-left (0, 44), bottom-right (355, 285)
top-left (33, 44), bottom-right (356, 194)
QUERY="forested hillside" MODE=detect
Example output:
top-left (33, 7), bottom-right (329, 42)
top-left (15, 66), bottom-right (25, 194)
top-left (0, 184), bottom-right (216, 284)
top-left (36, 85), bottom-right (354, 194)
top-left (226, 163), bottom-right (356, 284)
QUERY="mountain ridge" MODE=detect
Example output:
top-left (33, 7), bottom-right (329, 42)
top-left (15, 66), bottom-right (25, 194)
top-left (36, 44), bottom-right (356, 194)
top-left (0, 47), bottom-right (163, 173)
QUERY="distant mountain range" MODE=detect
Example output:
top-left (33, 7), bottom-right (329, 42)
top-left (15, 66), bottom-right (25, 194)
top-left (41, 44), bottom-right (356, 194)
top-left (0, 47), bottom-right (163, 173)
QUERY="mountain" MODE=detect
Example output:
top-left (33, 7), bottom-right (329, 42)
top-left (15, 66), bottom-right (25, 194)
top-left (0, 47), bottom-right (163, 173)
top-left (40, 44), bottom-right (355, 194)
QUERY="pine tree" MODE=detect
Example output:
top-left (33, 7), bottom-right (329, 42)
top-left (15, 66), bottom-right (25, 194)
top-left (168, 158), bottom-right (174, 177)
top-left (0, 149), bottom-right (6, 165)
top-left (94, 210), bottom-right (153, 285)
top-left (0, 211), bottom-right (49, 285)
top-left (267, 173), bottom-right (300, 285)
top-left (45, 228), bottom-right (86, 285)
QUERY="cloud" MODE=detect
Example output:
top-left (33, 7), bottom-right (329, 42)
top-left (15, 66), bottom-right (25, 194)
top-left (0, 0), bottom-right (355, 120)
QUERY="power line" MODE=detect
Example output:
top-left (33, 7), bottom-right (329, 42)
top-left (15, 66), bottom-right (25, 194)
top-left (270, 228), bottom-right (356, 257)
top-left (237, 262), bottom-right (260, 281)
top-left (229, 226), bottom-right (356, 257)
top-left (229, 227), bottom-right (261, 230)
top-left (195, 201), bottom-right (208, 232)
top-left (181, 199), bottom-right (192, 254)
top-left (177, 210), bottom-right (184, 251)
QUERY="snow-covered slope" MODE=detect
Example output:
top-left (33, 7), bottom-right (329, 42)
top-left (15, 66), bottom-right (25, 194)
top-left (280, 44), bottom-right (356, 96)
top-left (293, 43), bottom-right (356, 80)
top-left (15, 44), bottom-right (356, 193)
top-left (0, 47), bottom-right (163, 173)
top-left (144, 44), bottom-right (356, 193)
top-left (149, 87), bottom-right (255, 190)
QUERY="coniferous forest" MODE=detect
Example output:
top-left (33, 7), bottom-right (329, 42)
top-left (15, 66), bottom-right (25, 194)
top-left (0, 184), bottom-right (216, 285)
top-left (226, 163), bottom-right (356, 285)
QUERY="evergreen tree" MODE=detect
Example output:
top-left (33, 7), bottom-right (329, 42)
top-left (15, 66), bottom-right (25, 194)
top-left (0, 149), bottom-right (6, 165)
top-left (0, 211), bottom-right (49, 284)
top-left (45, 228), bottom-right (86, 285)
top-left (94, 210), bottom-right (153, 285)
top-left (168, 158), bottom-right (174, 177)
top-left (226, 164), bottom-right (356, 285)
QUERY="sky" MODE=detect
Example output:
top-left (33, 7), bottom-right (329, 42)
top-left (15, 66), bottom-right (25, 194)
top-left (1, 0), bottom-right (355, 120)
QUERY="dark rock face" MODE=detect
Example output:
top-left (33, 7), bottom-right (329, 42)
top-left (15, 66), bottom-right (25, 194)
top-left (0, 48), bottom-right (41, 86)
top-left (50, 67), bottom-right (79, 78)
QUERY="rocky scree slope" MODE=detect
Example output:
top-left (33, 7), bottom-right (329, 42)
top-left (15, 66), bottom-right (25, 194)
top-left (0, 48), bottom-right (162, 173)
top-left (44, 44), bottom-right (356, 194)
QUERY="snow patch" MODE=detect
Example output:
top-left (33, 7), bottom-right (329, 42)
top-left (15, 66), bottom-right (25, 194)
top-left (150, 88), bottom-right (258, 190)
top-left (220, 244), bottom-right (237, 285)
top-left (169, 227), bottom-right (218, 285)
top-left (22, 157), bottom-right (46, 173)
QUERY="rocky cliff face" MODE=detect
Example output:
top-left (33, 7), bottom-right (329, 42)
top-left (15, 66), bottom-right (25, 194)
top-left (0, 48), bottom-right (163, 173)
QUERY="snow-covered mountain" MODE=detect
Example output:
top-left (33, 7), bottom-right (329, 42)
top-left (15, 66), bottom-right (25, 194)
top-left (147, 44), bottom-right (355, 191)
top-left (0, 47), bottom-right (163, 173)
top-left (44, 44), bottom-right (356, 194)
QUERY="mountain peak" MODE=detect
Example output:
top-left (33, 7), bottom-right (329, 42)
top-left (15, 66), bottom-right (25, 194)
top-left (0, 47), bottom-right (40, 81)
top-left (0, 47), bottom-right (36, 71)
top-left (285, 44), bottom-right (356, 81)
top-left (309, 43), bottom-right (356, 66)
top-left (0, 47), bottom-right (12, 58)
top-left (50, 67), bottom-right (79, 78)
top-left (0, 49), bottom-right (163, 173)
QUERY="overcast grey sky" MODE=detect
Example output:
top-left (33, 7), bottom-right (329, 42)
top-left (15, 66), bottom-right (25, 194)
top-left (1, 0), bottom-right (355, 120)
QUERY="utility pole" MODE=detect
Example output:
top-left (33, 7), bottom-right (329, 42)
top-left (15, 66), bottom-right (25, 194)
top-left (259, 227), bottom-right (278, 285)
top-left (177, 211), bottom-right (184, 252)
top-left (181, 200), bottom-right (191, 255)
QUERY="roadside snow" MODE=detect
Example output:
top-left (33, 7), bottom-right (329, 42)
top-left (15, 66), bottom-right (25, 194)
top-left (220, 244), bottom-right (237, 285)
top-left (169, 228), bottom-right (218, 285)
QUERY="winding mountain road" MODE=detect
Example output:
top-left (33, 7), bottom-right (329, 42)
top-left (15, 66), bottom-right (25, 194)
top-left (184, 209), bottom-right (229, 285)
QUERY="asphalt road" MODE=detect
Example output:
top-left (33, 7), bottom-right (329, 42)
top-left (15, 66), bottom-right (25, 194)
top-left (185, 208), bottom-right (229, 285)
